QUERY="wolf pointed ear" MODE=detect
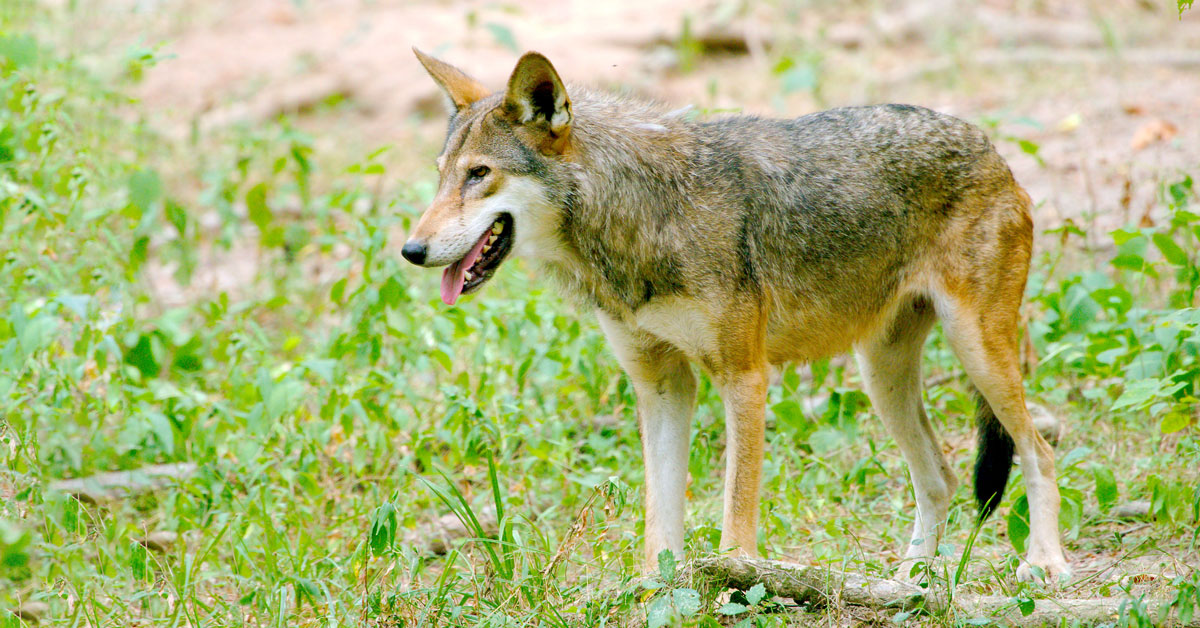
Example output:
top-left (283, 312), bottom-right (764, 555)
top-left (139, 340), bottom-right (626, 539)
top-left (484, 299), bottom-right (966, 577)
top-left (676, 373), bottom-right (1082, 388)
top-left (413, 47), bottom-right (491, 112)
top-left (502, 52), bottom-right (572, 147)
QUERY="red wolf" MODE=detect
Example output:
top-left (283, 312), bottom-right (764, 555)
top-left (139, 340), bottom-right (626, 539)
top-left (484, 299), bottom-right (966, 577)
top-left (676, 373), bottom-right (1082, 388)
top-left (402, 49), bottom-right (1072, 583)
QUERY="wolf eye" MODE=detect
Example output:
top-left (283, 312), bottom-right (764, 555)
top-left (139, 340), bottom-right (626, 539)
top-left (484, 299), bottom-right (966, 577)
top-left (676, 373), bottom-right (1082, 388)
top-left (467, 165), bottom-right (490, 181)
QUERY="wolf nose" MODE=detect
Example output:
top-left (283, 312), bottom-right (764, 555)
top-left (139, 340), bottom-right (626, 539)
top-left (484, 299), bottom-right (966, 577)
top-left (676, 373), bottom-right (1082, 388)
top-left (401, 241), bottom-right (427, 265)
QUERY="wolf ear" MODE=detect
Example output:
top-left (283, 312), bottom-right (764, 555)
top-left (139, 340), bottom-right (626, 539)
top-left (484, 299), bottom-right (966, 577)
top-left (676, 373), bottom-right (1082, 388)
top-left (413, 47), bottom-right (491, 112)
top-left (502, 52), bottom-right (572, 146)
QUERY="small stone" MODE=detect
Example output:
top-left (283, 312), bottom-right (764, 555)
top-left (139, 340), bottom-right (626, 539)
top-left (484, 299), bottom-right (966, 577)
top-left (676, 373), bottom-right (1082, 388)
top-left (138, 530), bottom-right (179, 552)
top-left (15, 601), bottom-right (49, 622)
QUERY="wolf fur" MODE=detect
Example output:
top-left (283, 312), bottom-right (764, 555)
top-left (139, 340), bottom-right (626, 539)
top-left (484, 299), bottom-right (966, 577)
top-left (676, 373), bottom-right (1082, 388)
top-left (405, 49), bottom-right (1072, 583)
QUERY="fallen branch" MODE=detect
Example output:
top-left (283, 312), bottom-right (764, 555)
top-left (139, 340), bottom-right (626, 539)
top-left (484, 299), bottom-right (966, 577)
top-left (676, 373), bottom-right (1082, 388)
top-left (1111, 500), bottom-right (1153, 520)
top-left (692, 556), bottom-right (926, 611)
top-left (48, 463), bottom-right (197, 503)
top-left (886, 48), bottom-right (1200, 86)
top-left (692, 557), bottom-right (1200, 627)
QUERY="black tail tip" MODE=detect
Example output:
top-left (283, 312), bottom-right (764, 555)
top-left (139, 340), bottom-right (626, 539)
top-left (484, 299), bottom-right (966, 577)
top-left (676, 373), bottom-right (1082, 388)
top-left (973, 390), bottom-right (1015, 521)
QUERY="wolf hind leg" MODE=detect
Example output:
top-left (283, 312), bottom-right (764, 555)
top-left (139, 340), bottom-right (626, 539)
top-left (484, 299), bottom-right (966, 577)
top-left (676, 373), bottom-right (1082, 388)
top-left (855, 296), bottom-right (956, 580)
top-left (933, 283), bottom-right (1072, 583)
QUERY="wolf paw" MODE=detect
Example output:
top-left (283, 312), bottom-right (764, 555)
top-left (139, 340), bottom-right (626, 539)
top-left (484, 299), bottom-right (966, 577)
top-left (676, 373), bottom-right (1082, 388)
top-left (1016, 558), bottom-right (1073, 585)
top-left (894, 558), bottom-right (939, 587)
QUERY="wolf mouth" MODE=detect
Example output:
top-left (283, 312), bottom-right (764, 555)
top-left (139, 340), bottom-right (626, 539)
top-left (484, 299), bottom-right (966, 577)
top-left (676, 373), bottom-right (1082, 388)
top-left (440, 213), bottom-right (514, 305)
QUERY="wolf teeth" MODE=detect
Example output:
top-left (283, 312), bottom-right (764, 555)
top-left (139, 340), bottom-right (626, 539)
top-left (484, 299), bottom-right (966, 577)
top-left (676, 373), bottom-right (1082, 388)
top-left (488, 234), bottom-right (498, 245)
top-left (465, 270), bottom-right (474, 280)
top-left (492, 222), bottom-right (503, 235)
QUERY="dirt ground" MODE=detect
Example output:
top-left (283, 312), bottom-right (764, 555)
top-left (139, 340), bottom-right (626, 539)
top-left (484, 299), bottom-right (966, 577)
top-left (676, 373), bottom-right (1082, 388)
top-left (88, 0), bottom-right (1199, 237)
top-left (50, 0), bottom-right (1195, 305)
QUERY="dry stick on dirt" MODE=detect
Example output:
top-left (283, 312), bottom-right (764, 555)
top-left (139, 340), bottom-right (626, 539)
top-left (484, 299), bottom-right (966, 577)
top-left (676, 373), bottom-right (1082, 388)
top-left (885, 48), bottom-right (1200, 86)
top-left (47, 463), bottom-right (198, 503)
top-left (692, 557), bottom-right (1200, 627)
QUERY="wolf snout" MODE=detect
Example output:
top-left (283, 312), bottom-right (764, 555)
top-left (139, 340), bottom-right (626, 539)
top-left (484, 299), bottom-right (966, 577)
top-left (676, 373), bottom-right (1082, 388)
top-left (401, 240), bottom-right (428, 266)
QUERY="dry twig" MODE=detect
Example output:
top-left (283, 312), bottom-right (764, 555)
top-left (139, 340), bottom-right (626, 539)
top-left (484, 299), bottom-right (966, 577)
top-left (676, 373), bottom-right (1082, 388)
top-left (48, 463), bottom-right (198, 503)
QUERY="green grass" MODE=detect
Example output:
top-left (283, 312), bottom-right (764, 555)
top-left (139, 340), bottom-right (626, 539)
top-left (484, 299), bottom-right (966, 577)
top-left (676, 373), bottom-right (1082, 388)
top-left (2, 5), bottom-right (1199, 627)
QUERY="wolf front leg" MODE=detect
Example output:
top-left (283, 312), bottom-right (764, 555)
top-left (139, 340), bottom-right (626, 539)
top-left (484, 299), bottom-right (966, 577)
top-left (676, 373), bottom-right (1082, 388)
top-left (597, 312), bottom-right (697, 572)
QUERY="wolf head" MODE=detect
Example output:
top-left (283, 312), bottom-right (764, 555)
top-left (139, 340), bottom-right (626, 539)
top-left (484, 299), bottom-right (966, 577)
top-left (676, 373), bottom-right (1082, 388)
top-left (403, 49), bottom-right (574, 305)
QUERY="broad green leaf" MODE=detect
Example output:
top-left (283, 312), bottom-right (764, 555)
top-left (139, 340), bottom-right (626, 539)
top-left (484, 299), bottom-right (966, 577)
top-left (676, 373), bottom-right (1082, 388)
top-left (672, 588), bottom-right (701, 616)
top-left (129, 541), bottom-right (150, 580)
top-left (718, 602), bottom-right (749, 616)
top-left (657, 548), bottom-right (676, 581)
top-left (56, 294), bottom-right (90, 318)
top-left (1153, 232), bottom-right (1188, 266)
top-left (1060, 488), bottom-right (1084, 539)
top-left (1092, 464), bottom-right (1118, 513)
top-left (129, 235), bottom-right (150, 271)
top-left (124, 334), bottom-right (160, 378)
top-left (745, 582), bottom-right (767, 606)
top-left (0, 520), bottom-right (32, 575)
top-left (0, 34), bottom-right (38, 67)
top-left (1007, 496), bottom-right (1030, 553)
top-left (266, 379), bottom-right (305, 419)
top-left (17, 315), bottom-right (55, 358)
top-left (246, 182), bottom-right (272, 231)
top-left (128, 169), bottom-right (162, 213)
top-left (430, 348), bottom-right (453, 372)
top-left (1161, 412), bottom-right (1191, 434)
top-left (330, 277), bottom-right (348, 304)
top-left (1017, 139), bottom-right (1042, 164)
top-left (146, 411), bottom-right (174, 455)
top-left (380, 276), bottom-right (405, 308)
top-left (369, 503), bottom-right (396, 556)
top-left (292, 577), bottom-right (323, 606)
top-left (304, 359), bottom-right (337, 383)
top-left (1111, 379), bottom-right (1163, 411)
top-left (1063, 285), bottom-right (1100, 329)
top-left (165, 199), bottom-right (188, 236)
top-left (646, 596), bottom-right (674, 628)
top-left (1111, 228), bottom-right (1145, 247)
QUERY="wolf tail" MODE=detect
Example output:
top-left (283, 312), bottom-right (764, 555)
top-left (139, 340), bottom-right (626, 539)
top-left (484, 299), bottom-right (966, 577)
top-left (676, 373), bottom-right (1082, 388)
top-left (973, 388), bottom-right (1015, 521)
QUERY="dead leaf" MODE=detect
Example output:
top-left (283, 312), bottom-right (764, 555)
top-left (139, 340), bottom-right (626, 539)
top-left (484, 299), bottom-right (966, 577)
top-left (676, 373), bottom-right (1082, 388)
top-left (1056, 112), bottom-right (1082, 132)
top-left (1119, 175), bottom-right (1133, 216)
top-left (1130, 118), bottom-right (1178, 150)
top-left (1139, 208), bottom-right (1156, 229)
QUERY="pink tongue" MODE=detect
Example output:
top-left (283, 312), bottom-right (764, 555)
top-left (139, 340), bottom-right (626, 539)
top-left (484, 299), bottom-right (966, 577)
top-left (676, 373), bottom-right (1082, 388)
top-left (440, 229), bottom-right (492, 305)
